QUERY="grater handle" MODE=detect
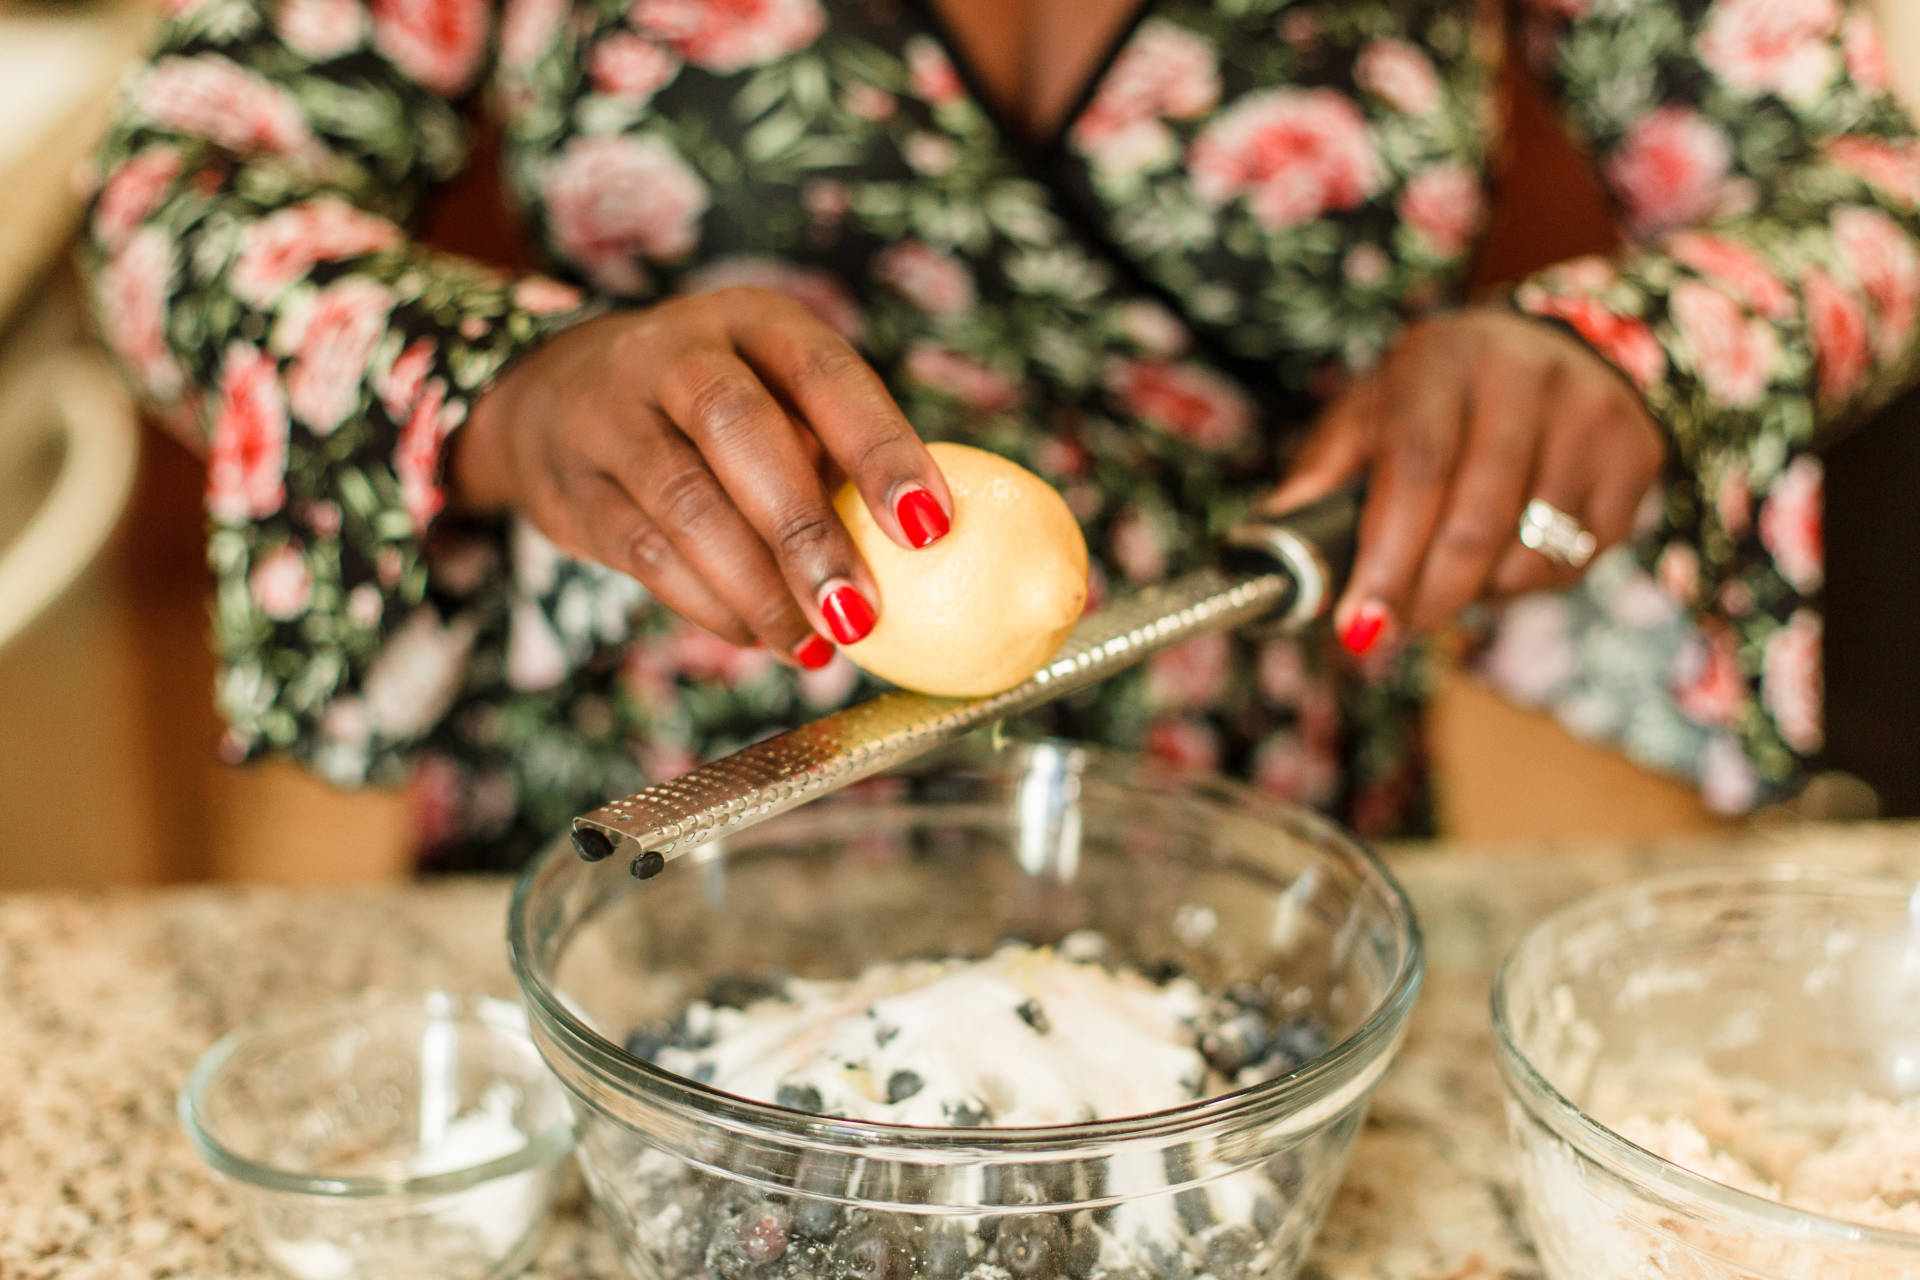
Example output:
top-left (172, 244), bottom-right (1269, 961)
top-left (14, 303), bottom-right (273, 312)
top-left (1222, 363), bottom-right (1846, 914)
top-left (573, 483), bottom-right (1363, 878)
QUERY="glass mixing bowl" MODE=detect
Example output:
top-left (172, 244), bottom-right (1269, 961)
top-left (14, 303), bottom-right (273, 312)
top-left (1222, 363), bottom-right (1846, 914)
top-left (1493, 867), bottom-right (1920, 1279)
top-left (509, 737), bottom-right (1422, 1280)
top-left (180, 990), bottom-right (577, 1280)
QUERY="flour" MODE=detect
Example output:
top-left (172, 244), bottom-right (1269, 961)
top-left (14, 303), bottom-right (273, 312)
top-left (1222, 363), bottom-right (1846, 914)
top-left (651, 935), bottom-right (1220, 1127)
top-left (251, 1083), bottom-right (544, 1279)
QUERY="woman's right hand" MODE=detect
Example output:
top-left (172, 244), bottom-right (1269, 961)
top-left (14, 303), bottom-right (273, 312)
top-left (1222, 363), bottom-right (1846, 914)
top-left (454, 287), bottom-right (952, 668)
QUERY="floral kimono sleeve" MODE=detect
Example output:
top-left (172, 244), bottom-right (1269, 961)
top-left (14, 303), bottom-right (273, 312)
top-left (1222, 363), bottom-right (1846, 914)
top-left (81, 0), bottom-right (602, 783)
top-left (1482, 0), bottom-right (1920, 807)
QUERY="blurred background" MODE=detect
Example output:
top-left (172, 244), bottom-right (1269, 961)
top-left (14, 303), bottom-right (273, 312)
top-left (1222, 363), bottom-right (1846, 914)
top-left (1, 0), bottom-right (1914, 889)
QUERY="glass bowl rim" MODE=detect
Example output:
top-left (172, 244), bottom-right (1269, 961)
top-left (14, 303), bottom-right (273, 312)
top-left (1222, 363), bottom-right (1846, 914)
top-left (1490, 862), bottom-right (1920, 1252)
top-left (178, 988), bottom-right (578, 1198)
top-left (507, 737), bottom-right (1426, 1154)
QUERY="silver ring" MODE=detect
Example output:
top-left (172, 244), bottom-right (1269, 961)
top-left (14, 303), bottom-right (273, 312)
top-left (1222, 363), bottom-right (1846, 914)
top-left (1517, 498), bottom-right (1597, 569)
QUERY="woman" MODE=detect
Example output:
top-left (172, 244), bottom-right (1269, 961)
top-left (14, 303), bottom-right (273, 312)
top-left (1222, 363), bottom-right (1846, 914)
top-left (85, 0), bottom-right (1918, 867)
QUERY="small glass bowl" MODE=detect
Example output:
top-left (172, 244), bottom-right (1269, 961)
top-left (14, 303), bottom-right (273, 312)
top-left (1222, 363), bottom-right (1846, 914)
top-left (1492, 867), bottom-right (1920, 1279)
top-left (180, 990), bottom-right (577, 1280)
top-left (510, 737), bottom-right (1424, 1280)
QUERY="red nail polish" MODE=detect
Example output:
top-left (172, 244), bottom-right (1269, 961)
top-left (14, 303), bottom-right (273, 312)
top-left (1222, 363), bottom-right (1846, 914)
top-left (792, 634), bottom-right (834, 670)
top-left (821, 585), bottom-right (876, 645)
top-left (1340, 604), bottom-right (1388, 656)
top-left (895, 487), bottom-right (950, 549)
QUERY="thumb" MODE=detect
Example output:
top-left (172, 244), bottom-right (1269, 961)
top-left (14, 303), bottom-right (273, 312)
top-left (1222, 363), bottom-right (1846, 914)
top-left (1263, 384), bottom-right (1375, 515)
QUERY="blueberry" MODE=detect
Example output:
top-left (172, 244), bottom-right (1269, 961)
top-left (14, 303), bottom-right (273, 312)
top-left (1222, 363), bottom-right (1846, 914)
top-left (1034, 1164), bottom-right (1076, 1204)
top-left (1200, 1225), bottom-right (1257, 1280)
top-left (777, 1083), bottom-right (826, 1113)
top-left (944, 1097), bottom-right (990, 1127)
top-left (1251, 1188), bottom-right (1284, 1236)
top-left (1015, 999), bottom-right (1051, 1034)
top-left (1138, 1239), bottom-right (1194, 1280)
top-left (886, 1071), bottom-right (924, 1104)
top-left (921, 1222), bottom-right (972, 1280)
top-left (705, 1194), bottom-right (791, 1279)
top-left (980, 1168), bottom-right (1040, 1223)
top-left (1173, 1187), bottom-right (1215, 1234)
top-left (1263, 1151), bottom-right (1302, 1198)
top-left (739, 1206), bottom-right (792, 1265)
top-left (1142, 959), bottom-right (1184, 984)
top-left (667, 1007), bottom-right (717, 1052)
top-left (1274, 1017), bottom-right (1330, 1069)
top-left (1062, 1219), bottom-right (1102, 1277)
top-left (832, 1220), bottom-right (911, 1280)
top-left (705, 974), bottom-right (786, 1009)
top-left (623, 1023), bottom-right (671, 1060)
top-left (993, 1215), bottom-right (1068, 1280)
top-left (1198, 1012), bottom-right (1268, 1077)
top-left (791, 1197), bottom-right (841, 1240)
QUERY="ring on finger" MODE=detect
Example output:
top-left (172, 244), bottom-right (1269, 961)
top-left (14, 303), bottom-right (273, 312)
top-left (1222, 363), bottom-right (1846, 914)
top-left (1517, 498), bottom-right (1597, 569)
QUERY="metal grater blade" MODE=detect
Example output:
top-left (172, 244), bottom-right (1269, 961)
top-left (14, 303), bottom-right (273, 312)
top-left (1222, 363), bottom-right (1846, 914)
top-left (571, 483), bottom-right (1361, 878)
top-left (574, 566), bottom-right (1286, 874)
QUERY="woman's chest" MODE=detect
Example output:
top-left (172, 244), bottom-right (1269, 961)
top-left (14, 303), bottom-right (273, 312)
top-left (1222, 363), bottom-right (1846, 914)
top-left (926, 0), bottom-right (1145, 144)
top-left (495, 0), bottom-right (1502, 381)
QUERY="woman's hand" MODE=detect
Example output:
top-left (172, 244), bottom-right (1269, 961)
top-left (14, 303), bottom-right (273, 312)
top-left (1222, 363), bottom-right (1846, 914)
top-left (1267, 308), bottom-right (1667, 655)
top-left (454, 288), bottom-right (952, 667)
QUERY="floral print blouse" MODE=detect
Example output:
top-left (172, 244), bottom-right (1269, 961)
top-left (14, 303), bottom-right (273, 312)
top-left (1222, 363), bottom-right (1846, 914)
top-left (83, 0), bottom-right (1920, 868)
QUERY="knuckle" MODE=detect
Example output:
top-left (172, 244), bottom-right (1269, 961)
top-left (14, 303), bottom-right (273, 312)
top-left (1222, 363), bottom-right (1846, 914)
top-left (1494, 558), bottom-right (1548, 597)
top-left (1393, 429), bottom-right (1449, 484)
top-left (623, 520), bottom-right (674, 571)
top-left (711, 284), bottom-right (779, 310)
top-left (793, 341), bottom-right (867, 392)
top-left (748, 594), bottom-right (806, 640)
top-left (1564, 380), bottom-right (1625, 430)
top-left (849, 431), bottom-right (915, 483)
top-left (771, 507), bottom-right (839, 565)
top-left (704, 285), bottom-right (778, 319)
top-left (653, 465), bottom-right (723, 530)
top-left (1637, 429), bottom-right (1669, 475)
top-left (1434, 513), bottom-right (1507, 563)
top-left (684, 372), bottom-right (768, 441)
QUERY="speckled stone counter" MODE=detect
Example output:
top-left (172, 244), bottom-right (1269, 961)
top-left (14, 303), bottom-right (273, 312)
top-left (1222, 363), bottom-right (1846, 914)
top-left (5, 824), bottom-right (1917, 1280)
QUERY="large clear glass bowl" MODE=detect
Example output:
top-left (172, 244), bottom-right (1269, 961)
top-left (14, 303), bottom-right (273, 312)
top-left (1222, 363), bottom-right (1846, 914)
top-left (509, 737), bottom-right (1423, 1280)
top-left (1492, 867), bottom-right (1920, 1279)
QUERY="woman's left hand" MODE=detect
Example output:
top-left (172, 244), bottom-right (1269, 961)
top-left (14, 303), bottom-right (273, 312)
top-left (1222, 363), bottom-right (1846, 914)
top-left (1266, 308), bottom-right (1667, 656)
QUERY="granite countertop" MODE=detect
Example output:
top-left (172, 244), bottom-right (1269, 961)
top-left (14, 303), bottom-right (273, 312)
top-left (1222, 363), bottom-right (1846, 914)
top-left (4, 823), bottom-right (1916, 1280)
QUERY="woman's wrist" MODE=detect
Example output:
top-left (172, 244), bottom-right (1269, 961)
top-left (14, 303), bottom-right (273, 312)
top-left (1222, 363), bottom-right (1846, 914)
top-left (448, 361), bottom-right (525, 515)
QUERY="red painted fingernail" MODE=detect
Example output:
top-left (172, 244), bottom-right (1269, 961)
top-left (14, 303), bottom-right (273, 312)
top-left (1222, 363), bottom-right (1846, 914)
top-left (1339, 603), bottom-right (1389, 656)
top-left (792, 634), bottom-right (834, 670)
top-left (895, 486), bottom-right (950, 549)
top-left (820, 584), bottom-right (876, 645)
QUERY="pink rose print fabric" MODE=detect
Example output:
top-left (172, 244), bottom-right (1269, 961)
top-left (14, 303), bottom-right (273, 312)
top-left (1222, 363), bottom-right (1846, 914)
top-left (1188, 89), bottom-right (1383, 230)
top-left (82, 0), bottom-right (1920, 867)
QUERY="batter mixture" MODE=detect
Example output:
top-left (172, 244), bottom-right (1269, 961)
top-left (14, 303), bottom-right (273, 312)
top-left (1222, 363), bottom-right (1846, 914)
top-left (1606, 1086), bottom-right (1920, 1234)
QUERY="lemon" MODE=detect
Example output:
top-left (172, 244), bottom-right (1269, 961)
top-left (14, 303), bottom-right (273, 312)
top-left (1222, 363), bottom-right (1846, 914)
top-left (835, 442), bottom-right (1088, 697)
